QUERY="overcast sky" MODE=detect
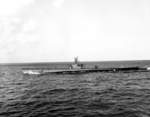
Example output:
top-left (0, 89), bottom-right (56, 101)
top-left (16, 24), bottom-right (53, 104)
top-left (0, 0), bottom-right (150, 63)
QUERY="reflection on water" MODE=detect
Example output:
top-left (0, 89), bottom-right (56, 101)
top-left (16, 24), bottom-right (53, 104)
top-left (0, 63), bottom-right (150, 116)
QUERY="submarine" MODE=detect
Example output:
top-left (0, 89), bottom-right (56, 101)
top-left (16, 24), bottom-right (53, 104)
top-left (22, 57), bottom-right (150, 75)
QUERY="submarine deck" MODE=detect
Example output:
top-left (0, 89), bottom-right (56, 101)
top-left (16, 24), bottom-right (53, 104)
top-left (22, 67), bottom-right (150, 75)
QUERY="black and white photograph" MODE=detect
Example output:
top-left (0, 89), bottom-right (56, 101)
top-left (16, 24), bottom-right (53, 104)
top-left (0, 0), bottom-right (150, 117)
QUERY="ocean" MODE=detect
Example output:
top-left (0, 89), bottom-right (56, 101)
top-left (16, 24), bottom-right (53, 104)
top-left (0, 61), bottom-right (150, 117)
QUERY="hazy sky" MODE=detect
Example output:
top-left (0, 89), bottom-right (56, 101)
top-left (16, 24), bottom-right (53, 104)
top-left (0, 0), bottom-right (150, 63)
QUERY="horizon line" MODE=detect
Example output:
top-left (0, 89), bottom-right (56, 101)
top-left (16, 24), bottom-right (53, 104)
top-left (0, 59), bottom-right (150, 65)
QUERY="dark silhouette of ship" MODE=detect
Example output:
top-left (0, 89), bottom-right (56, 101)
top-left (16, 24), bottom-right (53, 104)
top-left (22, 57), bottom-right (150, 75)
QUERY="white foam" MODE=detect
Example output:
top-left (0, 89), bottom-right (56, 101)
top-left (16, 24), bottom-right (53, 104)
top-left (147, 67), bottom-right (150, 70)
top-left (22, 70), bottom-right (41, 75)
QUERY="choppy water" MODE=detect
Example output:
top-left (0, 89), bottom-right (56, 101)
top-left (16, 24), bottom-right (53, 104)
top-left (1, 61), bottom-right (150, 117)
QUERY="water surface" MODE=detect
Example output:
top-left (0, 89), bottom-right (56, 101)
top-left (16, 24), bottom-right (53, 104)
top-left (0, 61), bottom-right (150, 117)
